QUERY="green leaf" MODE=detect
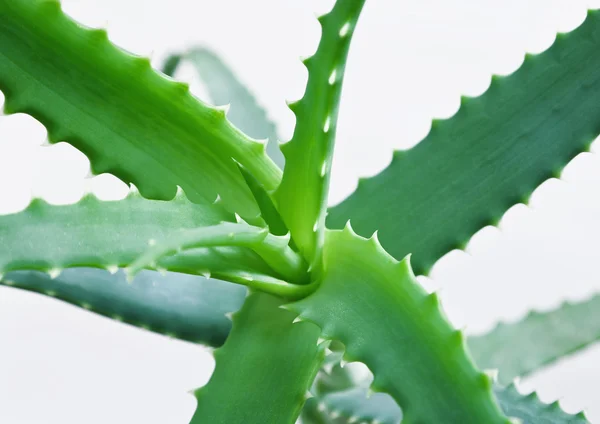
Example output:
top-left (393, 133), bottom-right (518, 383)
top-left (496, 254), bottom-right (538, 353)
top-left (469, 294), bottom-right (600, 385)
top-left (126, 221), bottom-right (307, 285)
top-left (191, 292), bottom-right (326, 424)
top-left (313, 388), bottom-right (402, 424)
top-left (303, 384), bottom-right (589, 424)
top-left (275, 0), bottom-right (366, 264)
top-left (163, 48), bottom-right (285, 167)
top-left (494, 384), bottom-right (588, 424)
top-left (287, 226), bottom-right (508, 423)
top-left (0, 191), bottom-right (273, 276)
top-left (160, 48), bottom-right (289, 234)
top-left (1, 268), bottom-right (245, 347)
top-left (0, 0), bottom-right (282, 219)
top-left (327, 9), bottom-right (600, 275)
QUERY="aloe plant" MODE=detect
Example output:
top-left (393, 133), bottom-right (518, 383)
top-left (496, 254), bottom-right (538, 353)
top-left (1, 0), bottom-right (600, 422)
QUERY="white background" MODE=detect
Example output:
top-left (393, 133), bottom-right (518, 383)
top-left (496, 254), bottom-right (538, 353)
top-left (2, 0), bottom-right (600, 422)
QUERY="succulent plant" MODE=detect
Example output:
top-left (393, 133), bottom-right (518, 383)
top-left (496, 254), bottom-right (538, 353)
top-left (1, 0), bottom-right (600, 422)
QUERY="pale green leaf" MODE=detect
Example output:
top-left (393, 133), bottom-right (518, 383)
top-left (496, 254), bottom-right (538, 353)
top-left (469, 294), bottom-right (600, 385)
top-left (1, 268), bottom-right (245, 347)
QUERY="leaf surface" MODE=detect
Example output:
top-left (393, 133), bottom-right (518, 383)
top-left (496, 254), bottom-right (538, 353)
top-left (163, 48), bottom-right (285, 167)
top-left (0, 191), bottom-right (272, 276)
top-left (1, 268), bottom-right (245, 347)
top-left (191, 292), bottom-right (325, 424)
top-left (0, 0), bottom-right (281, 218)
top-left (302, 384), bottom-right (589, 424)
top-left (494, 384), bottom-right (588, 424)
top-left (469, 294), bottom-right (600, 384)
top-left (288, 226), bottom-right (508, 423)
top-left (275, 0), bottom-right (365, 264)
top-left (327, 9), bottom-right (600, 274)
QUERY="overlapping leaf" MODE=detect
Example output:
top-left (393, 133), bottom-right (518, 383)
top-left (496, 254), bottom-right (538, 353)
top-left (1, 268), bottom-right (246, 346)
top-left (0, 0), bottom-right (281, 219)
top-left (0, 191), bottom-right (272, 276)
top-left (163, 48), bottom-right (285, 167)
top-left (288, 226), bottom-right (508, 423)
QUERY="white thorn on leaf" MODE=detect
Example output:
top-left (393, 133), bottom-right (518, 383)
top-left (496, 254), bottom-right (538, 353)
top-left (234, 213), bottom-right (243, 223)
top-left (48, 268), bottom-right (61, 279)
top-left (328, 69), bottom-right (337, 85)
top-left (200, 270), bottom-right (211, 279)
top-left (339, 22), bottom-right (352, 37)
top-left (292, 316), bottom-right (303, 324)
top-left (322, 362), bottom-right (334, 374)
top-left (347, 416), bottom-right (359, 424)
top-left (128, 183), bottom-right (139, 194)
top-left (213, 194), bottom-right (222, 204)
top-left (216, 103), bottom-right (231, 115)
top-left (317, 402), bottom-right (326, 412)
top-left (323, 116), bottom-right (331, 133)
top-left (320, 161), bottom-right (328, 177)
top-left (106, 265), bottom-right (119, 274)
top-left (330, 410), bottom-right (340, 419)
top-left (224, 312), bottom-right (234, 321)
top-left (81, 302), bottom-right (92, 310)
top-left (484, 368), bottom-right (499, 382)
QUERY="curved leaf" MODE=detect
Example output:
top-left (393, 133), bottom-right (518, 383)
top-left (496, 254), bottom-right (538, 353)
top-left (275, 0), bottom-right (366, 264)
top-left (0, 191), bottom-right (272, 276)
top-left (191, 292), bottom-right (326, 424)
top-left (327, 9), bottom-right (600, 275)
top-left (469, 294), bottom-right (600, 385)
top-left (127, 221), bottom-right (307, 284)
top-left (0, 0), bottom-right (282, 219)
top-left (288, 226), bottom-right (508, 423)
top-left (1, 268), bottom-right (245, 347)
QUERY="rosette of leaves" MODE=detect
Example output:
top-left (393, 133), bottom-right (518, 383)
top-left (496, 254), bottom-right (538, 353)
top-left (2, 0), bottom-right (600, 422)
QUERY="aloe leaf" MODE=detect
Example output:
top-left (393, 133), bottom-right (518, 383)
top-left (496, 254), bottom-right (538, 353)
top-left (0, 190), bottom-right (273, 276)
top-left (239, 165), bottom-right (289, 236)
top-left (1, 268), bottom-right (245, 347)
top-left (303, 384), bottom-right (589, 424)
top-left (494, 384), bottom-right (588, 424)
top-left (190, 292), bottom-right (326, 424)
top-left (127, 221), bottom-right (307, 284)
top-left (0, 0), bottom-right (282, 219)
top-left (469, 294), bottom-right (600, 385)
top-left (160, 48), bottom-right (289, 233)
top-left (162, 48), bottom-right (285, 167)
top-left (287, 226), bottom-right (508, 423)
top-left (327, 9), bottom-right (600, 275)
top-left (275, 0), bottom-right (365, 264)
